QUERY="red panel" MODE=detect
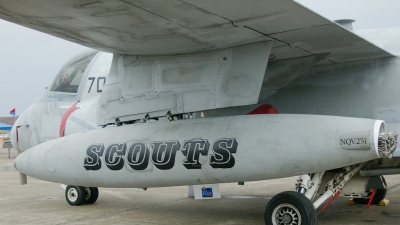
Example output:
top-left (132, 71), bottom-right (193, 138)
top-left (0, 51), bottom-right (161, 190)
top-left (59, 102), bottom-right (79, 137)
top-left (247, 104), bottom-right (278, 115)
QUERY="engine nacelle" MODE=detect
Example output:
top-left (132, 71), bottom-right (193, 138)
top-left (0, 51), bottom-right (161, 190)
top-left (14, 114), bottom-right (396, 188)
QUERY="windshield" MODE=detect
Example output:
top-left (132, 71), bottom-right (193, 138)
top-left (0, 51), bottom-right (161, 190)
top-left (50, 50), bottom-right (98, 93)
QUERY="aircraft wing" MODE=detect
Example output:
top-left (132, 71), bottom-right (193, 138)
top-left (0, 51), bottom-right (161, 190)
top-left (0, 0), bottom-right (392, 63)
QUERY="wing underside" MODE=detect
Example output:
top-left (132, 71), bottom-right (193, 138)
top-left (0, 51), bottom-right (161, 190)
top-left (0, 0), bottom-right (391, 63)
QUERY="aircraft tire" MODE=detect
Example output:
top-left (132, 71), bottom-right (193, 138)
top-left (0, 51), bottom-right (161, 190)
top-left (354, 176), bottom-right (387, 204)
top-left (84, 187), bottom-right (99, 204)
top-left (65, 185), bottom-right (86, 206)
top-left (264, 191), bottom-right (316, 225)
top-left (353, 188), bottom-right (387, 205)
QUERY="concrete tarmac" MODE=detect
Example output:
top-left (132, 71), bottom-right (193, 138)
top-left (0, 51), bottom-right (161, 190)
top-left (1, 147), bottom-right (400, 225)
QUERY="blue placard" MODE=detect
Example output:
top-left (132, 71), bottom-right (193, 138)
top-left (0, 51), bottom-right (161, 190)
top-left (202, 187), bottom-right (213, 198)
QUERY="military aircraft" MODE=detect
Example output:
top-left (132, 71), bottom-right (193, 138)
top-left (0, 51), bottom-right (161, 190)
top-left (1, 1), bottom-right (400, 224)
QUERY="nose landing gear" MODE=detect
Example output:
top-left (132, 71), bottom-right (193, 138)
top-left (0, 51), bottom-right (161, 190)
top-left (65, 185), bottom-right (99, 206)
top-left (84, 187), bottom-right (99, 204)
top-left (66, 185), bottom-right (85, 205)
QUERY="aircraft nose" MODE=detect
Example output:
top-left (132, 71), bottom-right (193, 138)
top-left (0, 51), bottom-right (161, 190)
top-left (10, 122), bottom-right (18, 153)
top-left (14, 149), bottom-right (31, 176)
top-left (13, 140), bottom-right (62, 183)
top-left (10, 111), bottom-right (34, 153)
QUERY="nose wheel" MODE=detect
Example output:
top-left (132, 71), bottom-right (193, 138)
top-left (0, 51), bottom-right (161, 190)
top-left (265, 191), bottom-right (317, 225)
top-left (65, 185), bottom-right (99, 206)
top-left (66, 185), bottom-right (85, 205)
top-left (84, 187), bottom-right (99, 204)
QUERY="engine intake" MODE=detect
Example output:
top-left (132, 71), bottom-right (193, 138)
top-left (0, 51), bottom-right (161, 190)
top-left (378, 131), bottom-right (398, 159)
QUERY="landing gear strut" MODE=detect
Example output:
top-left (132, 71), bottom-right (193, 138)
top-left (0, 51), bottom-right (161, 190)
top-left (264, 164), bottom-right (364, 224)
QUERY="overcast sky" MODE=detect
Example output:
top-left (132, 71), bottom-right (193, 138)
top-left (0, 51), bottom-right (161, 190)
top-left (1, 0), bottom-right (400, 117)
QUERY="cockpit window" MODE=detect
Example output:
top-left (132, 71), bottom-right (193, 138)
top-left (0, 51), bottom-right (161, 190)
top-left (50, 50), bottom-right (98, 93)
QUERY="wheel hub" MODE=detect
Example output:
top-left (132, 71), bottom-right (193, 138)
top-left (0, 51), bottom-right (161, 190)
top-left (67, 188), bottom-right (78, 202)
top-left (272, 203), bottom-right (301, 225)
top-left (282, 214), bottom-right (292, 223)
top-left (85, 187), bottom-right (91, 200)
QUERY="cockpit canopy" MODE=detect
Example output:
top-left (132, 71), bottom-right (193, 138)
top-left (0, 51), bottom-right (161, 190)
top-left (50, 50), bottom-right (98, 93)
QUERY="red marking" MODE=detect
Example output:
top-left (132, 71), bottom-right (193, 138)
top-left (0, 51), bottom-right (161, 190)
top-left (59, 102), bottom-right (79, 137)
top-left (16, 125), bottom-right (21, 142)
top-left (366, 188), bottom-right (377, 209)
top-left (247, 104), bottom-right (278, 115)
top-left (318, 191), bottom-right (340, 215)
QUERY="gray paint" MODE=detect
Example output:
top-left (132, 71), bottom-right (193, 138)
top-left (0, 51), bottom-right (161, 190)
top-left (15, 115), bottom-right (384, 188)
top-left (0, 0), bottom-right (390, 63)
top-left (97, 42), bottom-right (272, 125)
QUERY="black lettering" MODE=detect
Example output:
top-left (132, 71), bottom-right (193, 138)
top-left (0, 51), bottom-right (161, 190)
top-left (340, 139), bottom-right (346, 145)
top-left (210, 138), bottom-right (238, 168)
top-left (356, 138), bottom-right (366, 145)
top-left (126, 142), bottom-right (150, 170)
top-left (104, 143), bottom-right (126, 170)
top-left (88, 77), bottom-right (95, 93)
top-left (151, 141), bottom-right (181, 170)
top-left (97, 77), bottom-right (106, 93)
top-left (346, 139), bottom-right (355, 146)
top-left (182, 139), bottom-right (209, 169)
top-left (83, 144), bottom-right (105, 170)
